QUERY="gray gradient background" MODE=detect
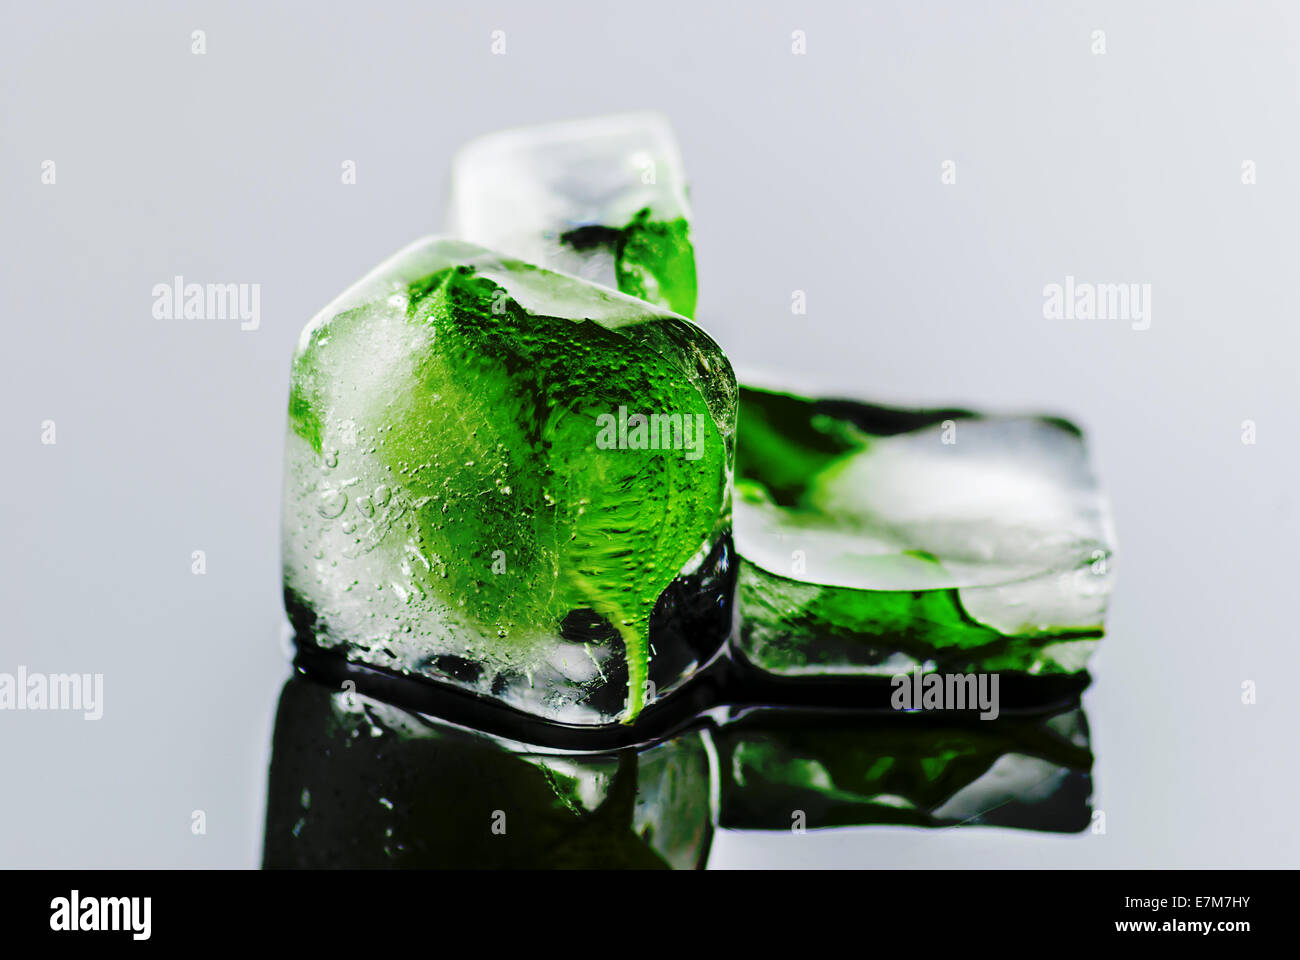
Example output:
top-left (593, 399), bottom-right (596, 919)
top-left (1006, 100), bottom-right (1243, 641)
top-left (1, 0), bottom-right (1296, 868)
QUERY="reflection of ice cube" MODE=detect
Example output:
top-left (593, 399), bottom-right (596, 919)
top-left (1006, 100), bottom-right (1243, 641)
top-left (933, 754), bottom-right (1075, 823)
top-left (715, 704), bottom-right (1093, 833)
top-left (262, 677), bottom-right (716, 868)
top-left (448, 114), bottom-right (697, 316)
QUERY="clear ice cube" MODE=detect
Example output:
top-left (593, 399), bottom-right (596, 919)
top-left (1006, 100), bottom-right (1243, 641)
top-left (735, 386), bottom-right (1116, 677)
top-left (282, 237), bottom-right (736, 725)
top-left (447, 113), bottom-right (698, 317)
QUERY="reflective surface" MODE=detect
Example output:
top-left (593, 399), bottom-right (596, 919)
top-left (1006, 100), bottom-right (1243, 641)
top-left (2, 1), bottom-right (1297, 868)
top-left (263, 666), bottom-right (1095, 868)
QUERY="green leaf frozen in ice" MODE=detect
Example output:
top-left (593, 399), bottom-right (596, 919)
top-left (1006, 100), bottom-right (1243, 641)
top-left (734, 386), bottom-right (1115, 676)
top-left (283, 239), bottom-right (735, 724)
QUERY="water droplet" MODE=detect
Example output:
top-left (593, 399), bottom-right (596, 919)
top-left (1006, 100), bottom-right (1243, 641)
top-left (374, 485), bottom-right (391, 507)
top-left (358, 496), bottom-right (375, 518)
top-left (324, 449), bottom-right (339, 468)
top-left (317, 489), bottom-right (348, 518)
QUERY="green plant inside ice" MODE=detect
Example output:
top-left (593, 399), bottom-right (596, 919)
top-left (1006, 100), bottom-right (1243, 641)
top-left (283, 241), bottom-right (734, 723)
top-left (734, 387), bottom-right (1115, 676)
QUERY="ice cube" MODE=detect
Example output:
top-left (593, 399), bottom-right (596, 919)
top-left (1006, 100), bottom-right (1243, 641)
top-left (281, 237), bottom-right (736, 725)
top-left (734, 386), bottom-right (1116, 678)
top-left (447, 113), bottom-right (697, 317)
